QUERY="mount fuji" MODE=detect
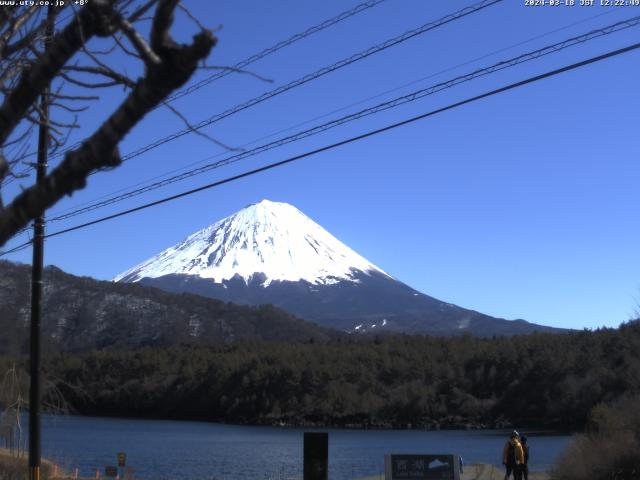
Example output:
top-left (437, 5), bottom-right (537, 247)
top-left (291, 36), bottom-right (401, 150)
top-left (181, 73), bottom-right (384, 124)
top-left (115, 199), bottom-right (388, 287)
top-left (115, 200), bottom-right (560, 336)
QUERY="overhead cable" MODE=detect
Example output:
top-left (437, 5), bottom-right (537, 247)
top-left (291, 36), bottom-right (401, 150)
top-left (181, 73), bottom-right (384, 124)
top-left (118, 0), bottom-right (503, 163)
top-left (1, 37), bottom-right (636, 258)
top-left (46, 14), bottom-right (640, 223)
top-left (1, 0), bottom-right (388, 184)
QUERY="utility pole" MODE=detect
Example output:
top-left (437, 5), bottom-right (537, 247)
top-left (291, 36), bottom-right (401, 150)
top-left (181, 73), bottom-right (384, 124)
top-left (29, 6), bottom-right (55, 480)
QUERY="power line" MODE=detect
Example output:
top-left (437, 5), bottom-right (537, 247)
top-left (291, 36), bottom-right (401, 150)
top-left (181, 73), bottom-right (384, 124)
top-left (4, 0), bottom-right (503, 192)
top-left (1, 38), bottom-right (635, 256)
top-left (164, 0), bottom-right (389, 104)
top-left (0, 240), bottom-right (32, 256)
top-left (45, 6), bottom-right (624, 221)
top-left (2, 0), bottom-right (505, 239)
top-left (117, 0), bottom-right (503, 163)
top-left (45, 14), bottom-right (640, 224)
top-left (1, 0), bottom-right (388, 185)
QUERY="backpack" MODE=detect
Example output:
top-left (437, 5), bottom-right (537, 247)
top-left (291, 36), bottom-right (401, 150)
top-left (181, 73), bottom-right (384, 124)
top-left (507, 442), bottom-right (516, 465)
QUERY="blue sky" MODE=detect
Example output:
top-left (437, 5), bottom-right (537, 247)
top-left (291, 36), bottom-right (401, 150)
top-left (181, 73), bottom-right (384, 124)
top-left (3, 0), bottom-right (639, 330)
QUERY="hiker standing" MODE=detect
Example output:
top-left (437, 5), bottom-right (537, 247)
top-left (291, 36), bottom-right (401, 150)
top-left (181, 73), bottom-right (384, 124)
top-left (502, 431), bottom-right (525, 480)
top-left (520, 435), bottom-right (530, 480)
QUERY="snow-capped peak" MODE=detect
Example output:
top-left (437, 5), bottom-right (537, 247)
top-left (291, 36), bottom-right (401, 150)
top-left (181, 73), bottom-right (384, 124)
top-left (114, 200), bottom-right (390, 286)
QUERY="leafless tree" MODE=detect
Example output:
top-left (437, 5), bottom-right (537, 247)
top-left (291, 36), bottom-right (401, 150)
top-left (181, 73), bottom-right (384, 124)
top-left (0, 0), bottom-right (217, 247)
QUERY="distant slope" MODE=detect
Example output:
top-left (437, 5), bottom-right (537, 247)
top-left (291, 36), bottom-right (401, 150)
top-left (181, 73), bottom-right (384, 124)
top-left (0, 261), bottom-right (336, 355)
top-left (140, 270), bottom-right (564, 336)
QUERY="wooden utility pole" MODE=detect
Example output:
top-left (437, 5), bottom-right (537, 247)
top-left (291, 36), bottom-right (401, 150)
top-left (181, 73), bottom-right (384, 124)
top-left (29, 6), bottom-right (55, 480)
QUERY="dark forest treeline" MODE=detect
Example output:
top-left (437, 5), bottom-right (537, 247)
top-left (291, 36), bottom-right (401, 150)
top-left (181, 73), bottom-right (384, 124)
top-left (2, 320), bottom-right (639, 429)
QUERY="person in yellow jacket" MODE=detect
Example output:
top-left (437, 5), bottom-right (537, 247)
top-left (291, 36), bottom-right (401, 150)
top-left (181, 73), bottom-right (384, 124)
top-left (502, 430), bottom-right (525, 480)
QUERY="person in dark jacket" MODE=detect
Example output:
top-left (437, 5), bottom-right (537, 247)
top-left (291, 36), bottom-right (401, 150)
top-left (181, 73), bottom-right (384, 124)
top-left (502, 431), bottom-right (524, 480)
top-left (520, 435), bottom-right (530, 480)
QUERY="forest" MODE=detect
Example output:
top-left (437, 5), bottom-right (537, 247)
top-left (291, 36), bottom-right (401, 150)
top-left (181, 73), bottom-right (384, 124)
top-left (2, 319), bottom-right (638, 430)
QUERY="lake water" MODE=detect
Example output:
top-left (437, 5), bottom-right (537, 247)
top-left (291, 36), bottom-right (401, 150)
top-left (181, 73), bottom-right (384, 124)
top-left (28, 415), bottom-right (571, 479)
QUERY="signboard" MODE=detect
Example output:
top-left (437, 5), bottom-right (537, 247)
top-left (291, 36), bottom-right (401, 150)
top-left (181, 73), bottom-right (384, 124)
top-left (117, 452), bottom-right (126, 467)
top-left (105, 466), bottom-right (118, 477)
top-left (303, 432), bottom-right (328, 480)
top-left (384, 455), bottom-right (460, 480)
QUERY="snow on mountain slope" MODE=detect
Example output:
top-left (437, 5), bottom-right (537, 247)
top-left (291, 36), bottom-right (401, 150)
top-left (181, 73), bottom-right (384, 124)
top-left (114, 200), bottom-right (390, 286)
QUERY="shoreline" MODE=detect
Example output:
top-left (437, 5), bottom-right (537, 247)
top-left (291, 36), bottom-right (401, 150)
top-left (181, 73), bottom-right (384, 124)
top-left (49, 411), bottom-right (571, 433)
top-left (3, 449), bottom-right (552, 480)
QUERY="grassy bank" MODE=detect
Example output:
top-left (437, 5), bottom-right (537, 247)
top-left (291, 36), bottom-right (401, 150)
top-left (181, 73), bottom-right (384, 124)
top-left (0, 448), bottom-right (81, 480)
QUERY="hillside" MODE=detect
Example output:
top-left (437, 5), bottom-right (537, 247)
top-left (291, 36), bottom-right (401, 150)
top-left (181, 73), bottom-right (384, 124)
top-left (0, 260), bottom-right (336, 355)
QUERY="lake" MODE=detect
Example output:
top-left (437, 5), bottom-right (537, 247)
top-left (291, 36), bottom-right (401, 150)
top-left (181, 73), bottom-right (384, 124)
top-left (26, 415), bottom-right (571, 479)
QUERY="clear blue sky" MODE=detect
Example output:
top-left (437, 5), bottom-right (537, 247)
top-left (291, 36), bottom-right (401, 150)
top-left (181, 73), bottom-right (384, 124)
top-left (3, 0), bottom-right (639, 330)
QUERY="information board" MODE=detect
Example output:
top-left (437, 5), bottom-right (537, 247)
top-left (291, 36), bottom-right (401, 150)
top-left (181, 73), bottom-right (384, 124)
top-left (384, 454), bottom-right (460, 480)
top-left (105, 466), bottom-right (118, 477)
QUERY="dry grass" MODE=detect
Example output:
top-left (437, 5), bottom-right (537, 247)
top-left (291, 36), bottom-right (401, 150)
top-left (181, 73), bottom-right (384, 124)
top-left (549, 395), bottom-right (640, 480)
top-left (0, 448), bottom-right (59, 480)
top-left (549, 432), bottom-right (639, 480)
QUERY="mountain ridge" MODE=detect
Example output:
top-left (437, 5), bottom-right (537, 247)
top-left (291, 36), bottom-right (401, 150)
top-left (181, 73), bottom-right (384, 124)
top-left (0, 260), bottom-right (336, 355)
top-left (139, 270), bottom-right (560, 336)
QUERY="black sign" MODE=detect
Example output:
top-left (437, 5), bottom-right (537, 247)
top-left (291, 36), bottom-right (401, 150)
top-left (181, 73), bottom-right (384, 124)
top-left (105, 466), bottom-right (118, 477)
top-left (303, 432), bottom-right (328, 480)
top-left (390, 455), bottom-right (455, 480)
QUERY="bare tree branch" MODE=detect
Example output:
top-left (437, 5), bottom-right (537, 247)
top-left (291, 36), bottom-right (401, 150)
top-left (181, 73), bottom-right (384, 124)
top-left (0, 0), bottom-right (216, 246)
top-left (128, 0), bottom-right (160, 23)
top-left (63, 65), bottom-right (136, 88)
top-left (112, 31), bottom-right (142, 60)
top-left (50, 102), bottom-right (90, 114)
top-left (50, 92), bottom-right (100, 101)
top-left (0, 0), bottom-right (120, 146)
top-left (162, 100), bottom-right (239, 151)
top-left (2, 123), bottom-right (35, 150)
top-left (0, 153), bottom-right (7, 186)
top-left (119, 17), bottom-right (161, 65)
top-left (150, 0), bottom-right (177, 53)
top-left (177, 2), bottom-right (206, 32)
top-left (0, 5), bottom-right (40, 60)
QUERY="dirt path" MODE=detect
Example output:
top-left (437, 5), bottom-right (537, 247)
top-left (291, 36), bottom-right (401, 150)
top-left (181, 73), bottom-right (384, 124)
top-left (358, 464), bottom-right (550, 480)
top-left (462, 464), bottom-right (550, 480)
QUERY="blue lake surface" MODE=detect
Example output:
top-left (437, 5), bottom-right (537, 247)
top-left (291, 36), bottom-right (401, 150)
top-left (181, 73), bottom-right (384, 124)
top-left (31, 415), bottom-right (571, 479)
